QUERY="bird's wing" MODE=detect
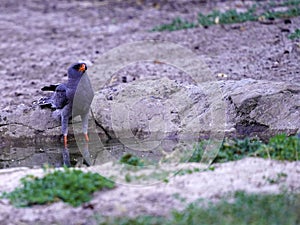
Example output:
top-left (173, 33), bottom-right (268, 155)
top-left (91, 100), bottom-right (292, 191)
top-left (39, 83), bottom-right (69, 109)
top-left (52, 84), bottom-right (69, 109)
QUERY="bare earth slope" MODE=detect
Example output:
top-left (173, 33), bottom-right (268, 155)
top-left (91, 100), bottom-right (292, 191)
top-left (0, 0), bottom-right (299, 109)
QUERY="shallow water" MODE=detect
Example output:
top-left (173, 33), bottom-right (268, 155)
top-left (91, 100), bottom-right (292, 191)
top-left (0, 138), bottom-right (193, 169)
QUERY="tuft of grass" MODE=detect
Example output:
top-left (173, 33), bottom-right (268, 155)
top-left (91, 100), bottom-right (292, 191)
top-left (95, 192), bottom-right (300, 225)
top-left (174, 167), bottom-right (200, 176)
top-left (1, 167), bottom-right (115, 207)
top-left (257, 134), bottom-right (299, 161)
top-left (124, 170), bottom-right (170, 183)
top-left (262, 7), bottom-right (300, 20)
top-left (270, 0), bottom-right (300, 7)
top-left (189, 137), bottom-right (263, 163)
top-left (198, 7), bottom-right (257, 27)
top-left (120, 153), bottom-right (145, 167)
top-left (151, 17), bottom-right (197, 32)
top-left (214, 137), bottom-right (263, 163)
top-left (188, 141), bottom-right (206, 163)
top-left (289, 28), bottom-right (300, 39)
top-left (189, 134), bottom-right (300, 163)
top-left (263, 172), bottom-right (288, 184)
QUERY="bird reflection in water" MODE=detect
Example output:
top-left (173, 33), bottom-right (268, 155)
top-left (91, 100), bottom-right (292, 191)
top-left (61, 142), bottom-right (92, 167)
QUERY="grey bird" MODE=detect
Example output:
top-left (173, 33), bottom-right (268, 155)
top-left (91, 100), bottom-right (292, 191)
top-left (39, 62), bottom-right (94, 146)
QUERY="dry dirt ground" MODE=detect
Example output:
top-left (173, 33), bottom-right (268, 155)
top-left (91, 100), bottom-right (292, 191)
top-left (0, 0), bottom-right (299, 109)
top-left (0, 0), bottom-right (300, 224)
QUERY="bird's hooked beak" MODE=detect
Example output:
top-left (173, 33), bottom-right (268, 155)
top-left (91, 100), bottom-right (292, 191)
top-left (78, 63), bottom-right (87, 72)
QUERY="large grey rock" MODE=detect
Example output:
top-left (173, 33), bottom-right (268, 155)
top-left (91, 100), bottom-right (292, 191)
top-left (0, 104), bottom-right (60, 143)
top-left (1, 78), bottom-right (299, 143)
top-left (92, 77), bottom-right (222, 140)
top-left (223, 79), bottom-right (300, 138)
top-left (92, 78), bottom-right (300, 140)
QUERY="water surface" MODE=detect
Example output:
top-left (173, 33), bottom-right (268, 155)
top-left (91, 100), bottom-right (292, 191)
top-left (0, 138), bottom-right (187, 169)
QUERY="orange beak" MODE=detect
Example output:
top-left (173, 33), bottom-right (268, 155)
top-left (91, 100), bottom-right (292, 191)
top-left (78, 64), bottom-right (86, 72)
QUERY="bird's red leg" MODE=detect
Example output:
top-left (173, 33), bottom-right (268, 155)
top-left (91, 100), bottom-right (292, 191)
top-left (84, 133), bottom-right (89, 142)
top-left (64, 135), bottom-right (68, 147)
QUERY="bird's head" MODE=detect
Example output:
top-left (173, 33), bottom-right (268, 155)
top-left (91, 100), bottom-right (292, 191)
top-left (68, 62), bottom-right (87, 79)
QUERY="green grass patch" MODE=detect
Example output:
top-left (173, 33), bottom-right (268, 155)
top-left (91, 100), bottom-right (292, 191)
top-left (151, 3), bottom-right (300, 32)
top-left (257, 134), bottom-right (300, 161)
top-left (120, 153), bottom-right (145, 167)
top-left (214, 137), bottom-right (264, 163)
top-left (152, 17), bottom-right (197, 32)
top-left (1, 167), bottom-right (115, 207)
top-left (95, 192), bottom-right (300, 225)
top-left (262, 7), bottom-right (300, 19)
top-left (174, 167), bottom-right (200, 176)
top-left (124, 170), bottom-right (170, 183)
top-left (263, 172), bottom-right (288, 184)
top-left (119, 134), bottom-right (299, 167)
top-left (198, 7), bottom-right (257, 27)
top-left (289, 28), bottom-right (300, 39)
top-left (270, 0), bottom-right (300, 7)
top-left (189, 134), bottom-right (300, 163)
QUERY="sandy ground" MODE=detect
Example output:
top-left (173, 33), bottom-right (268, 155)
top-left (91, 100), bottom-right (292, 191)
top-left (0, 0), bottom-right (300, 223)
top-left (0, 157), bottom-right (299, 224)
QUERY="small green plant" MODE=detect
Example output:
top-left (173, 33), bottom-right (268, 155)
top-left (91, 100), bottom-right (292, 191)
top-left (125, 173), bottom-right (132, 183)
top-left (198, 7), bottom-right (257, 27)
top-left (174, 167), bottom-right (200, 176)
top-left (189, 137), bottom-right (263, 163)
top-left (188, 142), bottom-right (206, 163)
top-left (120, 153), bottom-right (144, 167)
top-left (257, 134), bottom-right (299, 161)
top-left (262, 7), bottom-right (300, 20)
top-left (163, 178), bottom-right (169, 183)
top-left (151, 17), bottom-right (197, 32)
top-left (215, 137), bottom-right (263, 163)
top-left (270, 0), bottom-right (300, 7)
top-left (124, 170), bottom-right (170, 183)
top-left (1, 167), bottom-right (115, 207)
top-left (264, 172), bottom-right (288, 184)
top-left (289, 29), bottom-right (300, 39)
